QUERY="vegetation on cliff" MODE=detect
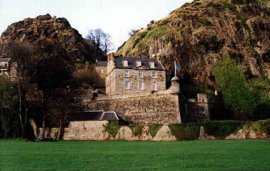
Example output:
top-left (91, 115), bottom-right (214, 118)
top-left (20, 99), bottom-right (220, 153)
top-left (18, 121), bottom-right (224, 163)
top-left (0, 14), bottom-right (105, 61)
top-left (118, 0), bottom-right (270, 86)
top-left (118, 0), bottom-right (270, 118)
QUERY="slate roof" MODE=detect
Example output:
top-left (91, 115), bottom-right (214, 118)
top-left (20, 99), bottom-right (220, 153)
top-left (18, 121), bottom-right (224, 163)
top-left (0, 58), bottom-right (11, 62)
top-left (70, 111), bottom-right (119, 121)
top-left (96, 61), bottom-right (107, 67)
top-left (114, 56), bottom-right (164, 70)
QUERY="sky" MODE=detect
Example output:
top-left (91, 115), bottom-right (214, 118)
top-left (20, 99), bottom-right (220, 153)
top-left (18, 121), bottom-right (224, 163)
top-left (0, 0), bottom-right (191, 50)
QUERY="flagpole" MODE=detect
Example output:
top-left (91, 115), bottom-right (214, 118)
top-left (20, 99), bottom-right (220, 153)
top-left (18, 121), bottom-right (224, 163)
top-left (174, 61), bottom-right (177, 76)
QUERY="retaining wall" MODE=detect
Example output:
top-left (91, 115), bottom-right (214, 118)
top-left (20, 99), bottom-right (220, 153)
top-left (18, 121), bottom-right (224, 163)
top-left (84, 91), bottom-right (181, 124)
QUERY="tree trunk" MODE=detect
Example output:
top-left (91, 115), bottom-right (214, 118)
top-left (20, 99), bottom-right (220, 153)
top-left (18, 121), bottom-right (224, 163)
top-left (17, 84), bottom-right (25, 138)
top-left (56, 112), bottom-right (63, 141)
top-left (41, 96), bottom-right (47, 140)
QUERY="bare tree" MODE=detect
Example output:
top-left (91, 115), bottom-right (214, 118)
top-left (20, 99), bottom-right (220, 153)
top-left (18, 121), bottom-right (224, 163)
top-left (0, 41), bottom-right (36, 138)
top-left (86, 28), bottom-right (113, 54)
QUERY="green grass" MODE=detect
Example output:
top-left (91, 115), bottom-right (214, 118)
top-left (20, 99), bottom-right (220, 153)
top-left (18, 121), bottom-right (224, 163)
top-left (0, 139), bottom-right (270, 171)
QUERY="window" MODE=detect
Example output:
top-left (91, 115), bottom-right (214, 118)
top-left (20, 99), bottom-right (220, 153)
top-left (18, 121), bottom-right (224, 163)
top-left (125, 79), bottom-right (131, 89)
top-left (149, 62), bottom-right (155, 68)
top-left (138, 71), bottom-right (143, 79)
top-left (138, 81), bottom-right (144, 90)
top-left (152, 82), bottom-right (158, 91)
top-left (123, 60), bottom-right (128, 67)
top-left (136, 61), bottom-right (142, 67)
top-left (124, 70), bottom-right (130, 77)
top-left (151, 71), bottom-right (157, 78)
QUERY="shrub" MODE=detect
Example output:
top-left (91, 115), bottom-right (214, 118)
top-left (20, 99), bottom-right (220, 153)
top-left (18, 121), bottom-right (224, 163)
top-left (202, 120), bottom-right (245, 138)
top-left (129, 124), bottom-right (143, 136)
top-left (73, 64), bottom-right (105, 89)
top-left (132, 31), bottom-right (147, 48)
top-left (148, 124), bottom-right (162, 137)
top-left (213, 55), bottom-right (259, 115)
top-left (145, 25), bottom-right (169, 39)
top-left (253, 99), bottom-right (270, 120)
top-left (104, 121), bottom-right (120, 138)
top-left (169, 123), bottom-right (200, 140)
top-left (198, 18), bottom-right (213, 27)
top-left (251, 119), bottom-right (270, 134)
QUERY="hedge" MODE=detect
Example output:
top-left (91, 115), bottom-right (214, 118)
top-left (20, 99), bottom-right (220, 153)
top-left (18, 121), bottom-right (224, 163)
top-left (129, 124), bottom-right (143, 136)
top-left (202, 120), bottom-right (245, 138)
top-left (104, 121), bottom-right (120, 138)
top-left (251, 119), bottom-right (270, 134)
top-left (104, 119), bottom-right (270, 140)
top-left (169, 123), bottom-right (200, 140)
top-left (148, 124), bottom-right (162, 137)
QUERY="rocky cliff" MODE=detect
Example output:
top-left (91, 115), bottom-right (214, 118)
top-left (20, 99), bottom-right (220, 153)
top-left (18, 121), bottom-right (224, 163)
top-left (0, 14), bottom-right (105, 61)
top-left (118, 0), bottom-right (270, 96)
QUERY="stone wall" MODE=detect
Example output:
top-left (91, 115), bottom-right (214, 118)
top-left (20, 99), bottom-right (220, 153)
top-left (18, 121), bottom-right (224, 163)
top-left (32, 121), bottom-right (269, 141)
top-left (64, 121), bottom-right (109, 140)
top-left (33, 122), bottom-right (177, 141)
top-left (84, 91), bottom-right (181, 125)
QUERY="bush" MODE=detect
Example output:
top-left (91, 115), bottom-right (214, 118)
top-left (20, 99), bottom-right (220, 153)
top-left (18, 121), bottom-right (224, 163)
top-left (148, 124), bottom-right (162, 137)
top-left (213, 55), bottom-right (259, 115)
top-left (145, 25), bottom-right (168, 39)
top-left (253, 99), bottom-right (270, 120)
top-left (202, 120), bottom-right (245, 138)
top-left (251, 119), bottom-right (270, 134)
top-left (104, 121), bottom-right (120, 138)
top-left (73, 64), bottom-right (105, 89)
top-left (169, 123), bottom-right (200, 140)
top-left (198, 18), bottom-right (213, 26)
top-left (129, 124), bottom-right (143, 136)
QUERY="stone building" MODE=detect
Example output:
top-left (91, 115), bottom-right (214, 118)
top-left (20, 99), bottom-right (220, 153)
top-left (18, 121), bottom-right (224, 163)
top-left (106, 54), bottom-right (166, 96)
top-left (0, 57), bottom-right (11, 75)
top-left (186, 93), bottom-right (213, 122)
top-left (0, 57), bottom-right (17, 81)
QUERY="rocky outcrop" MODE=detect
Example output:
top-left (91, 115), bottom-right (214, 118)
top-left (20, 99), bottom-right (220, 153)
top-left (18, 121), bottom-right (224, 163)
top-left (118, 0), bottom-right (270, 93)
top-left (0, 14), bottom-right (105, 61)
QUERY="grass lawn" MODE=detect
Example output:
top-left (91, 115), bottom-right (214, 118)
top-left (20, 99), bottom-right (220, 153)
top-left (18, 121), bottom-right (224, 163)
top-left (0, 139), bottom-right (270, 171)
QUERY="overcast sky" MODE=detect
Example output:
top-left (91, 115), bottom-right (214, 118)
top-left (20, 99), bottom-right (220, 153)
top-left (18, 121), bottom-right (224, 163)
top-left (0, 0), bottom-right (191, 50)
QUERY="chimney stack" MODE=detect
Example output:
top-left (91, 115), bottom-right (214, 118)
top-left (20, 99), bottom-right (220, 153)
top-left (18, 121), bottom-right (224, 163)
top-left (107, 52), bottom-right (115, 62)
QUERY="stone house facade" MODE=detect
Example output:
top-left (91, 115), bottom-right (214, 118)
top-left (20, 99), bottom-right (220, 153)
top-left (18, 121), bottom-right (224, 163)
top-left (106, 54), bottom-right (166, 96)
top-left (0, 57), bottom-right (11, 75)
top-left (0, 57), bottom-right (17, 81)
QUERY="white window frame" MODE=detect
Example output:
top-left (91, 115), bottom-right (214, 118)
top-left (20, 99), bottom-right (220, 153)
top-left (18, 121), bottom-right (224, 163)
top-left (136, 61), bottom-right (142, 67)
top-left (152, 82), bottom-right (158, 91)
top-left (149, 62), bottom-right (155, 68)
top-left (124, 79), bottom-right (131, 90)
top-left (151, 70), bottom-right (157, 78)
top-left (138, 70), bottom-right (144, 79)
top-left (123, 60), bottom-right (128, 67)
top-left (138, 81), bottom-right (145, 90)
top-left (124, 69), bottom-right (130, 77)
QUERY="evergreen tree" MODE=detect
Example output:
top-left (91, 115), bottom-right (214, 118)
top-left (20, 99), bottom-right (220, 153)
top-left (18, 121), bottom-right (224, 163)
top-left (213, 56), bottom-right (259, 116)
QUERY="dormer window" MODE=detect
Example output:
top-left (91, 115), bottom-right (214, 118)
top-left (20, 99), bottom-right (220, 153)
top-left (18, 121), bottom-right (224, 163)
top-left (149, 62), bottom-right (155, 68)
top-left (136, 61), bottom-right (141, 67)
top-left (123, 60), bottom-right (128, 67)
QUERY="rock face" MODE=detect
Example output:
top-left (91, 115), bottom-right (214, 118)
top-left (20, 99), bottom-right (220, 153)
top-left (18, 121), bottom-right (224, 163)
top-left (0, 14), bottom-right (105, 61)
top-left (118, 0), bottom-right (270, 93)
